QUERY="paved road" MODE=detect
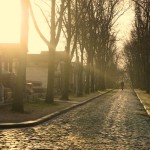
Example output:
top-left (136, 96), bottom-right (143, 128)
top-left (0, 90), bottom-right (150, 150)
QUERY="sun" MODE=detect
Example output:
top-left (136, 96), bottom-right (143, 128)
top-left (0, 0), bottom-right (21, 43)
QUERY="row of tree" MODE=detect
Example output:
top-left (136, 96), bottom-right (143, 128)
top-left (12, 0), bottom-right (122, 112)
top-left (124, 0), bottom-right (150, 93)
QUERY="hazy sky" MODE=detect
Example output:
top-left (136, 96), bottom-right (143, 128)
top-left (0, 0), bottom-right (134, 54)
top-left (116, 1), bottom-right (135, 50)
top-left (0, 0), bottom-right (21, 43)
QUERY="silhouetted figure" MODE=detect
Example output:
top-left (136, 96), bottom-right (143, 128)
top-left (120, 81), bottom-right (124, 90)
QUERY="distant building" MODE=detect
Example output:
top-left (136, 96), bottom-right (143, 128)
top-left (26, 51), bottom-right (66, 89)
top-left (0, 43), bottom-right (20, 103)
top-left (27, 51), bottom-right (65, 67)
top-left (0, 43), bottom-right (20, 73)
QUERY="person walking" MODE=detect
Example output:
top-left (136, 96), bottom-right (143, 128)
top-left (121, 81), bottom-right (124, 90)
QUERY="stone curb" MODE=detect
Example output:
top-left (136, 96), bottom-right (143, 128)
top-left (134, 89), bottom-right (150, 117)
top-left (0, 90), bottom-right (112, 129)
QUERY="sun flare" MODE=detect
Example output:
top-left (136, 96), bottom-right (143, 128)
top-left (0, 0), bottom-right (134, 54)
top-left (0, 0), bottom-right (21, 43)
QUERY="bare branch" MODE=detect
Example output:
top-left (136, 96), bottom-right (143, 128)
top-left (34, 2), bottom-right (51, 29)
top-left (29, 1), bottom-right (49, 46)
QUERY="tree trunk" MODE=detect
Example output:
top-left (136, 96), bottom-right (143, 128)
top-left (61, 0), bottom-right (71, 100)
top-left (45, 0), bottom-right (56, 103)
top-left (12, 0), bottom-right (29, 112)
top-left (78, 62), bottom-right (83, 96)
top-left (146, 61), bottom-right (150, 93)
top-left (0, 56), bottom-right (3, 102)
top-left (90, 59), bottom-right (95, 92)
top-left (99, 61), bottom-right (106, 91)
top-left (61, 54), bottom-right (70, 100)
top-left (85, 59), bottom-right (90, 94)
top-left (45, 48), bottom-right (55, 103)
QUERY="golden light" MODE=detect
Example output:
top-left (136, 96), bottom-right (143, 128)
top-left (0, 0), bottom-right (21, 43)
top-left (0, 0), bottom-right (134, 54)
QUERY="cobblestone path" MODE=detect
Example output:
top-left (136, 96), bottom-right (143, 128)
top-left (0, 90), bottom-right (150, 150)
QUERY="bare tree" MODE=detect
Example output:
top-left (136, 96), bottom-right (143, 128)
top-left (125, 0), bottom-right (150, 92)
top-left (82, 0), bottom-right (124, 91)
top-left (61, 0), bottom-right (92, 98)
top-left (29, 0), bottom-right (66, 103)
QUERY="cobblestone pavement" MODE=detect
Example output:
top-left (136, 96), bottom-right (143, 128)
top-left (0, 89), bottom-right (150, 150)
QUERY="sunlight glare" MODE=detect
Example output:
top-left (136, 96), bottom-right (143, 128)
top-left (0, 0), bottom-right (21, 43)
